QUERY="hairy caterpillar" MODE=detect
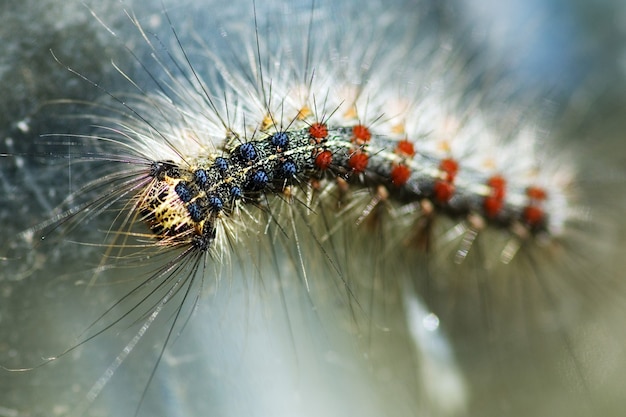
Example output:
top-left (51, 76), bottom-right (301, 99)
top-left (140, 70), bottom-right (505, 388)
top-left (1, 0), bottom-right (625, 416)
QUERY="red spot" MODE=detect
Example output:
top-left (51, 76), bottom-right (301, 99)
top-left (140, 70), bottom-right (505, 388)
top-left (309, 123), bottom-right (328, 140)
top-left (395, 140), bottom-right (415, 157)
top-left (484, 196), bottom-right (504, 218)
top-left (527, 186), bottom-right (547, 201)
top-left (352, 124), bottom-right (371, 144)
top-left (523, 186), bottom-right (547, 227)
top-left (349, 152), bottom-right (369, 173)
top-left (523, 205), bottom-right (544, 226)
top-left (433, 180), bottom-right (455, 203)
top-left (439, 158), bottom-right (459, 182)
top-left (315, 150), bottom-right (333, 170)
top-left (487, 175), bottom-right (506, 200)
top-left (391, 165), bottom-right (411, 186)
top-left (484, 175), bottom-right (507, 217)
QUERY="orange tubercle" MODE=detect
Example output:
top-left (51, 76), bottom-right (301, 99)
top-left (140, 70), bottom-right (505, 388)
top-left (484, 175), bottom-right (507, 217)
top-left (349, 152), bottom-right (369, 173)
top-left (309, 122), bottom-right (328, 140)
top-left (523, 205), bottom-right (545, 226)
top-left (315, 150), bottom-right (333, 170)
top-left (433, 180), bottom-right (455, 203)
top-left (395, 139), bottom-right (415, 157)
top-left (390, 165), bottom-right (411, 186)
top-left (526, 186), bottom-right (547, 201)
top-left (352, 124), bottom-right (372, 144)
top-left (439, 158), bottom-right (459, 182)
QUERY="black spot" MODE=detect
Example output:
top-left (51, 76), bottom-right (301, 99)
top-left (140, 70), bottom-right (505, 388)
top-left (230, 186), bottom-right (242, 199)
top-left (238, 143), bottom-right (257, 161)
top-left (175, 182), bottom-right (193, 203)
top-left (214, 157), bottom-right (229, 172)
top-left (187, 202), bottom-right (205, 222)
top-left (271, 132), bottom-right (289, 149)
top-left (208, 195), bottom-right (224, 211)
top-left (245, 169), bottom-right (269, 191)
top-left (194, 169), bottom-right (208, 187)
top-left (277, 160), bottom-right (297, 178)
top-left (193, 226), bottom-right (216, 251)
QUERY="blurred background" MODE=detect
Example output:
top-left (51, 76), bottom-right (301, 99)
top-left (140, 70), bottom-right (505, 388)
top-left (1, 0), bottom-right (626, 416)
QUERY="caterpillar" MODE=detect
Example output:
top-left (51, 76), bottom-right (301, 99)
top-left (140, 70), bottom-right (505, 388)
top-left (1, 0), bottom-right (625, 416)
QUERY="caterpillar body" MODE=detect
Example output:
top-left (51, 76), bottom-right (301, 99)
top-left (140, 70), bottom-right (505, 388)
top-left (137, 121), bottom-right (563, 256)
